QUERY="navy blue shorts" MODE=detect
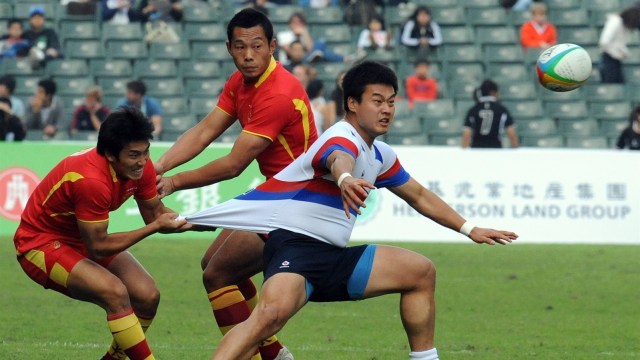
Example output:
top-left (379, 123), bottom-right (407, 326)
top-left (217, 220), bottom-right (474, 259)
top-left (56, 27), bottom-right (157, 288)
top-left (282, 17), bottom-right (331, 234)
top-left (263, 229), bottom-right (377, 303)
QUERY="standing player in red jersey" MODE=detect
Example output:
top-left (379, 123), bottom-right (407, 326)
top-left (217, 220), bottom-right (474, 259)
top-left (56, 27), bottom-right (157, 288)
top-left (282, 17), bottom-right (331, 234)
top-left (154, 8), bottom-right (317, 360)
top-left (13, 107), bottom-right (193, 360)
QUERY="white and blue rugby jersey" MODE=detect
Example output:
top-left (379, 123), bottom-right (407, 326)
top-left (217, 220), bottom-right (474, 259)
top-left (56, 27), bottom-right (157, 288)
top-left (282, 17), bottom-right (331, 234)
top-left (186, 121), bottom-right (410, 247)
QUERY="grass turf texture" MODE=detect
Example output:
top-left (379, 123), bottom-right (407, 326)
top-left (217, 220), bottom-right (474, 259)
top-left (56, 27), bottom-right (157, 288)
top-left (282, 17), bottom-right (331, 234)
top-left (1, 236), bottom-right (638, 359)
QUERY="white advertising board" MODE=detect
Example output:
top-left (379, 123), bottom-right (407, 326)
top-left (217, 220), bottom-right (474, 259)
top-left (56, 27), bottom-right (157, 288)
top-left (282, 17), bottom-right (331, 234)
top-left (352, 147), bottom-right (640, 244)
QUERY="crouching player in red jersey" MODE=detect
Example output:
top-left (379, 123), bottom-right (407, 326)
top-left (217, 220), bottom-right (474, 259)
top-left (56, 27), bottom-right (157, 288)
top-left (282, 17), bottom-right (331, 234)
top-left (13, 106), bottom-right (194, 360)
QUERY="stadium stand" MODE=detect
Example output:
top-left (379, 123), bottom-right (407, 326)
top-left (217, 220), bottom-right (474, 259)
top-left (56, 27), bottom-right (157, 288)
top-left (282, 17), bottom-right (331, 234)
top-left (1, 0), bottom-right (637, 149)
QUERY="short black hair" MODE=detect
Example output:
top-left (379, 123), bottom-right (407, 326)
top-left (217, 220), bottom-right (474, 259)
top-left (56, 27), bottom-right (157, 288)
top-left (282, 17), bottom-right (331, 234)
top-left (0, 75), bottom-right (17, 94)
top-left (342, 61), bottom-right (398, 113)
top-left (126, 80), bottom-right (146, 96)
top-left (97, 106), bottom-right (155, 157)
top-left (414, 58), bottom-right (430, 67)
top-left (7, 18), bottom-right (22, 29)
top-left (479, 79), bottom-right (499, 96)
top-left (306, 78), bottom-right (324, 99)
top-left (227, 8), bottom-right (274, 43)
top-left (38, 78), bottom-right (56, 96)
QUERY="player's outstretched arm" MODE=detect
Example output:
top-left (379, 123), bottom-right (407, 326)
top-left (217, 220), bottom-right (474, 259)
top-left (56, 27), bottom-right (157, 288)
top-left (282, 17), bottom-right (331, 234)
top-left (77, 213), bottom-right (187, 259)
top-left (467, 227), bottom-right (518, 246)
top-left (389, 177), bottom-right (518, 245)
top-left (155, 108), bottom-right (236, 195)
top-left (162, 131), bottom-right (271, 197)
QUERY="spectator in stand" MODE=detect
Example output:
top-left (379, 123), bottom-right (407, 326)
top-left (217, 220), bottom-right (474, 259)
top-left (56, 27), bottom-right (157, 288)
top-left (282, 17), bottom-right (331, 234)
top-left (326, 70), bottom-right (346, 126)
top-left (277, 12), bottom-right (357, 65)
top-left (461, 80), bottom-right (519, 149)
top-left (357, 15), bottom-right (393, 54)
top-left (292, 63), bottom-right (317, 89)
top-left (138, 0), bottom-right (183, 23)
top-left (616, 104), bottom-right (640, 150)
top-left (0, 19), bottom-right (31, 60)
top-left (306, 78), bottom-right (332, 135)
top-left (101, 0), bottom-right (141, 24)
top-left (22, 6), bottom-right (63, 68)
top-left (598, 5), bottom-right (640, 83)
top-left (0, 96), bottom-right (26, 141)
top-left (519, 2), bottom-right (557, 50)
top-left (283, 40), bottom-right (306, 72)
top-left (0, 75), bottom-right (26, 123)
top-left (116, 80), bottom-right (163, 138)
top-left (400, 6), bottom-right (442, 59)
top-left (405, 59), bottom-right (438, 108)
top-left (69, 86), bottom-right (111, 135)
top-left (25, 78), bottom-right (64, 139)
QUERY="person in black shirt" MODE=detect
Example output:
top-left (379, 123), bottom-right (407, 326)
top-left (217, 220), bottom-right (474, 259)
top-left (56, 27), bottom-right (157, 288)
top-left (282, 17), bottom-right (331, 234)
top-left (461, 79), bottom-right (519, 148)
top-left (616, 105), bottom-right (640, 150)
top-left (0, 96), bottom-right (26, 141)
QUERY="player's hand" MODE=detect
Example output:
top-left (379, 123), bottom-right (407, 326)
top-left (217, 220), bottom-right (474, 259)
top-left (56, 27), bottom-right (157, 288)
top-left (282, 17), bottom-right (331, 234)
top-left (155, 212), bottom-right (188, 233)
top-left (468, 227), bottom-right (518, 246)
top-left (156, 175), bottom-right (175, 198)
top-left (339, 176), bottom-right (375, 219)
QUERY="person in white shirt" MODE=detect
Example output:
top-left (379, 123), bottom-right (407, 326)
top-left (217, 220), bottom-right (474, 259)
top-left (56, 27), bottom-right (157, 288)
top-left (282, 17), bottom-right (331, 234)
top-left (185, 61), bottom-right (518, 360)
top-left (598, 5), bottom-right (640, 83)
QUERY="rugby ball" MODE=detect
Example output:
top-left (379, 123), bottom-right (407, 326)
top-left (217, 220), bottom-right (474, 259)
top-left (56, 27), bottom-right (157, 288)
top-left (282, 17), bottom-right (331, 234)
top-left (536, 43), bottom-right (592, 92)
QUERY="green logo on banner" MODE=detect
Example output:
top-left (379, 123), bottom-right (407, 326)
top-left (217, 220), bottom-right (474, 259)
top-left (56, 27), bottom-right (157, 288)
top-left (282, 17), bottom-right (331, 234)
top-left (355, 189), bottom-right (380, 225)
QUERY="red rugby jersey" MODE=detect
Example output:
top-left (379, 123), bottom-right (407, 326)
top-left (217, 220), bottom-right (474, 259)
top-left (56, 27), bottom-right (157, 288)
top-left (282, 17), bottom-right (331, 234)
top-left (14, 148), bottom-right (157, 254)
top-left (217, 57), bottom-right (318, 179)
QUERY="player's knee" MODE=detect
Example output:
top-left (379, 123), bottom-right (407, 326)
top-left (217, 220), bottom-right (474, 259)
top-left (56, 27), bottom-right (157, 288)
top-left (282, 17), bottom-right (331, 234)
top-left (202, 263), bottom-right (226, 291)
top-left (255, 303), bottom-right (288, 335)
top-left (100, 279), bottom-right (131, 311)
top-left (135, 286), bottom-right (160, 314)
top-left (415, 258), bottom-right (436, 289)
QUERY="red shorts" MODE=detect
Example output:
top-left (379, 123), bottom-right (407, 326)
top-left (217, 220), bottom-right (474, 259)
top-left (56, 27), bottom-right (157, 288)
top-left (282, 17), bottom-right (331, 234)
top-left (16, 240), bottom-right (118, 297)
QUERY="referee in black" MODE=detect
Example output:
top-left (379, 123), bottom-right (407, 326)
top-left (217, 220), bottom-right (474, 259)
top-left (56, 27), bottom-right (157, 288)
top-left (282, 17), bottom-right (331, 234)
top-left (461, 79), bottom-right (519, 148)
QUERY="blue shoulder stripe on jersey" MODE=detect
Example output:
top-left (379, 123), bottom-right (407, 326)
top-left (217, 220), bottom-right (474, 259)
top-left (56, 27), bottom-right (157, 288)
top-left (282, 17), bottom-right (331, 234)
top-left (374, 166), bottom-right (411, 188)
top-left (319, 144), bottom-right (357, 168)
top-left (235, 188), bottom-right (358, 215)
top-left (373, 144), bottom-right (383, 163)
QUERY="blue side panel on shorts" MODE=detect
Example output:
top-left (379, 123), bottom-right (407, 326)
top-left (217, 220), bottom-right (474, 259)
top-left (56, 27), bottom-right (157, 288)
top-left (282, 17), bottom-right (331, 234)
top-left (347, 244), bottom-right (376, 299)
top-left (305, 280), bottom-right (314, 302)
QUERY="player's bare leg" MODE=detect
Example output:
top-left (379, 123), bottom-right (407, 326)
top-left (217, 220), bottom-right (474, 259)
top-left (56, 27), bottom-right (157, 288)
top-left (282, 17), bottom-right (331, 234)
top-left (67, 259), bottom-right (155, 360)
top-left (202, 230), bottom-right (264, 287)
top-left (203, 230), bottom-right (291, 359)
top-left (362, 245), bottom-right (436, 353)
top-left (211, 273), bottom-right (307, 360)
top-left (101, 252), bottom-right (160, 359)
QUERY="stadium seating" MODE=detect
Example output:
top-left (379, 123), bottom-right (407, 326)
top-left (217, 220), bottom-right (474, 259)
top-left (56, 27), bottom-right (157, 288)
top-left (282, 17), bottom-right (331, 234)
top-left (46, 59), bottom-right (89, 77)
top-left (9, 0), bottom-right (634, 149)
top-left (521, 135), bottom-right (564, 148)
top-left (133, 60), bottom-right (178, 78)
top-left (389, 116), bottom-right (423, 135)
top-left (90, 59), bottom-right (133, 78)
top-left (65, 40), bottom-right (104, 59)
top-left (518, 118), bottom-right (557, 137)
top-left (149, 42), bottom-right (191, 61)
top-left (54, 77), bottom-right (95, 96)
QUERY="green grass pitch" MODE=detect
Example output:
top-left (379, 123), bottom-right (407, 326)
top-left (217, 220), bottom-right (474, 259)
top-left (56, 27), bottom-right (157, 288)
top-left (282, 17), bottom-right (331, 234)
top-left (1, 236), bottom-right (638, 359)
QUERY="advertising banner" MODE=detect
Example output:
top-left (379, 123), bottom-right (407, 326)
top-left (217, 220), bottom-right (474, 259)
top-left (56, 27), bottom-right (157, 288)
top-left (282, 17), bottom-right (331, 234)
top-left (1, 143), bottom-right (638, 244)
top-left (352, 147), bottom-right (640, 244)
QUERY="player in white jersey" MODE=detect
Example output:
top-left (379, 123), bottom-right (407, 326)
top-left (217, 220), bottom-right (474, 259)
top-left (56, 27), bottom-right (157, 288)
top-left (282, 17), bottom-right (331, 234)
top-left (186, 61), bottom-right (519, 360)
